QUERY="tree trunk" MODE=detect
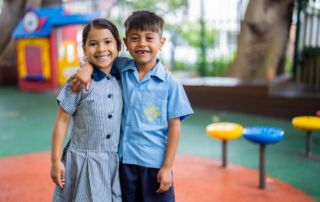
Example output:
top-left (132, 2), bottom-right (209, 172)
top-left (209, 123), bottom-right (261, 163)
top-left (0, 0), bottom-right (43, 63)
top-left (0, 0), bottom-right (42, 85)
top-left (227, 0), bottom-right (294, 81)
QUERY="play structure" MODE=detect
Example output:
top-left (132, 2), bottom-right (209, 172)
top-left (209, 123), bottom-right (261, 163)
top-left (292, 116), bottom-right (320, 157)
top-left (207, 122), bottom-right (285, 189)
top-left (242, 126), bottom-right (285, 189)
top-left (12, 7), bottom-right (98, 91)
top-left (206, 122), bottom-right (243, 168)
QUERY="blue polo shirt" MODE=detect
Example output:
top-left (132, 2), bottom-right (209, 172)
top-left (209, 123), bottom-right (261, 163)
top-left (115, 58), bottom-right (193, 168)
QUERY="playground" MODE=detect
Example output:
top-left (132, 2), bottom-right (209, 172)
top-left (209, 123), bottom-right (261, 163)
top-left (0, 86), bottom-right (319, 201)
top-left (1, 1), bottom-right (320, 201)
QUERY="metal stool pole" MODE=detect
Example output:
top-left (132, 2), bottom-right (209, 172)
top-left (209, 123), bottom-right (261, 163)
top-left (222, 140), bottom-right (227, 168)
top-left (259, 144), bottom-right (266, 189)
top-left (306, 131), bottom-right (312, 157)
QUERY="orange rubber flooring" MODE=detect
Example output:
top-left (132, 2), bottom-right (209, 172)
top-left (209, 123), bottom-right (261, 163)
top-left (0, 152), bottom-right (315, 202)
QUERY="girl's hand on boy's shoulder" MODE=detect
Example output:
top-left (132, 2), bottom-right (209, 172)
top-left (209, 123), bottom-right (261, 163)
top-left (69, 63), bottom-right (94, 92)
top-left (156, 167), bottom-right (172, 193)
top-left (50, 161), bottom-right (65, 188)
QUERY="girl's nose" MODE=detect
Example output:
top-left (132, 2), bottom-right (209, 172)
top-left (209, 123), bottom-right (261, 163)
top-left (98, 43), bottom-right (107, 52)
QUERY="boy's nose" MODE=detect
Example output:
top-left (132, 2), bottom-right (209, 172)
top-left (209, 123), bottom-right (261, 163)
top-left (137, 39), bottom-right (146, 46)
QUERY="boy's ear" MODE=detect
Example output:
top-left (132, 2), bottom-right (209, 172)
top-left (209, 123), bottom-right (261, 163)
top-left (123, 38), bottom-right (128, 48)
top-left (160, 37), bottom-right (166, 48)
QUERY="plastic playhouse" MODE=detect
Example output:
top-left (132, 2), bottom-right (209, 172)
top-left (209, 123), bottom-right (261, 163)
top-left (12, 7), bottom-right (98, 91)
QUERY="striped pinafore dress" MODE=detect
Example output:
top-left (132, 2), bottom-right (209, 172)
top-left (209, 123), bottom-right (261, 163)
top-left (52, 70), bottom-right (123, 202)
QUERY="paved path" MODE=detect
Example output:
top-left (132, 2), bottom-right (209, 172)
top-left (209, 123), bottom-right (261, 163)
top-left (0, 153), bottom-right (315, 202)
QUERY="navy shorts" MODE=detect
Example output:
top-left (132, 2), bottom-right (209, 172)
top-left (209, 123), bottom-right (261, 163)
top-left (119, 163), bottom-right (175, 202)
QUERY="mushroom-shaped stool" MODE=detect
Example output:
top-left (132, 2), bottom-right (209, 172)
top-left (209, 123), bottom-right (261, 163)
top-left (292, 116), bottom-right (320, 157)
top-left (206, 122), bottom-right (243, 168)
top-left (242, 126), bottom-right (285, 189)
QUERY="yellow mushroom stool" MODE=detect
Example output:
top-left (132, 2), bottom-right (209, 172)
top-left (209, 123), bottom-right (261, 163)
top-left (206, 122), bottom-right (243, 168)
top-left (292, 116), bottom-right (320, 157)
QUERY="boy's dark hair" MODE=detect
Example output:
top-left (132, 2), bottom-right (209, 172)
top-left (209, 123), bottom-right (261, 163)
top-left (124, 10), bottom-right (164, 35)
top-left (82, 18), bottom-right (122, 51)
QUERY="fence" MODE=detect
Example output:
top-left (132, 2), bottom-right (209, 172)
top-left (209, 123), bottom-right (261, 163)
top-left (294, 0), bottom-right (320, 89)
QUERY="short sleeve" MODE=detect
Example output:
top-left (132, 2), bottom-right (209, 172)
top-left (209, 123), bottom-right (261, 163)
top-left (57, 82), bottom-right (82, 115)
top-left (113, 57), bottom-right (133, 71)
top-left (167, 77), bottom-right (193, 121)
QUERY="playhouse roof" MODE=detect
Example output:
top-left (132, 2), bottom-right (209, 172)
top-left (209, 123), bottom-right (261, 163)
top-left (12, 7), bottom-right (99, 38)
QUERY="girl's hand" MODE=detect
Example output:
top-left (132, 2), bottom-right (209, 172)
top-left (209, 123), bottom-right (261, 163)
top-left (50, 161), bottom-right (65, 188)
top-left (69, 63), bottom-right (94, 92)
top-left (156, 167), bottom-right (172, 193)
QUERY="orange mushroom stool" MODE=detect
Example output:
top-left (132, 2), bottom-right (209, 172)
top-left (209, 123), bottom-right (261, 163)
top-left (292, 116), bottom-right (320, 157)
top-left (206, 122), bottom-right (243, 168)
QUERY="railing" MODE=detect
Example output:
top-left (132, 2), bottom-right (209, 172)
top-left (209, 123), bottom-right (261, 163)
top-left (293, 0), bottom-right (320, 89)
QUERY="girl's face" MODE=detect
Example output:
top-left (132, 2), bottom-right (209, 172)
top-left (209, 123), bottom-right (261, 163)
top-left (83, 27), bottom-right (119, 73)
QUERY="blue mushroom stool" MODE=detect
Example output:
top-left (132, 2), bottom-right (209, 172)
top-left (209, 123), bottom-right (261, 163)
top-left (242, 126), bottom-right (285, 189)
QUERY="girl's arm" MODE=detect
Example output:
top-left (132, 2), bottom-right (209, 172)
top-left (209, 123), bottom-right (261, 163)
top-left (50, 106), bottom-right (70, 188)
top-left (156, 118), bottom-right (180, 193)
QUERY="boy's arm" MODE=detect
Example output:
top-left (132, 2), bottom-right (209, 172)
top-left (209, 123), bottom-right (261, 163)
top-left (156, 118), bottom-right (180, 193)
top-left (50, 106), bottom-right (70, 188)
top-left (69, 57), bottom-right (132, 92)
top-left (70, 63), bottom-right (94, 92)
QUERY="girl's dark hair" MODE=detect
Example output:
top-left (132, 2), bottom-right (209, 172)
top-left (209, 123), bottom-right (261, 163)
top-left (124, 10), bottom-right (164, 35)
top-left (82, 18), bottom-right (121, 51)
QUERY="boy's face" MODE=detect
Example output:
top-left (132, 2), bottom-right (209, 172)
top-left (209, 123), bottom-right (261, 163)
top-left (83, 27), bottom-right (119, 71)
top-left (124, 30), bottom-right (165, 69)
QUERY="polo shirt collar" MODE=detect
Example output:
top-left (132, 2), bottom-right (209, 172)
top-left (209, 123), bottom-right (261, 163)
top-left (91, 67), bottom-right (113, 81)
top-left (122, 59), bottom-right (166, 81)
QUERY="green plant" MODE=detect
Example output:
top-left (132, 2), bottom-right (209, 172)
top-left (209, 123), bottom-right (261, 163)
top-left (208, 57), bottom-right (232, 76)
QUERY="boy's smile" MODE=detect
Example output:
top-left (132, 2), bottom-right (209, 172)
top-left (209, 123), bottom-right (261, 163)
top-left (124, 30), bottom-right (165, 70)
top-left (135, 50), bottom-right (150, 54)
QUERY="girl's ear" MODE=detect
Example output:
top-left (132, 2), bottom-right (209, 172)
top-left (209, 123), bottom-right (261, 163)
top-left (82, 45), bottom-right (88, 62)
top-left (82, 45), bottom-right (87, 56)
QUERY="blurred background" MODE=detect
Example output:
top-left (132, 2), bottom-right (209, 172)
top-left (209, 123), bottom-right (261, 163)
top-left (0, 0), bottom-right (320, 201)
top-left (1, 0), bottom-right (319, 117)
top-left (1, 0), bottom-right (320, 87)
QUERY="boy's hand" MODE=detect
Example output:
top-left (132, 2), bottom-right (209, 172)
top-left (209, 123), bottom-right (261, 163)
top-left (156, 167), bottom-right (172, 193)
top-left (69, 63), bottom-right (94, 92)
top-left (50, 161), bottom-right (65, 188)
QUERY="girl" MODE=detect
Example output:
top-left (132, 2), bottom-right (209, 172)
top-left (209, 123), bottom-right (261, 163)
top-left (50, 18), bottom-right (123, 202)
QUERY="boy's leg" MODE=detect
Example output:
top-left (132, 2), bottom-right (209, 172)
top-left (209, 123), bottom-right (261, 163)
top-left (141, 167), bottom-right (175, 202)
top-left (119, 163), bottom-right (142, 202)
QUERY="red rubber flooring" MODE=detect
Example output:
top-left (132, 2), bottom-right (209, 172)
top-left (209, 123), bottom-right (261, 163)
top-left (0, 152), bottom-right (315, 202)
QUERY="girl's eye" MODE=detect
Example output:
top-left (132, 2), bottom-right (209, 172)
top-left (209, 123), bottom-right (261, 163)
top-left (105, 40), bottom-right (112, 44)
top-left (88, 42), bottom-right (96, 46)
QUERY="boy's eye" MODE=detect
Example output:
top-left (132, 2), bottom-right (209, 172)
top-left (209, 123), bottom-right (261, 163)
top-left (130, 36), bottom-right (139, 41)
top-left (146, 37), bottom-right (154, 41)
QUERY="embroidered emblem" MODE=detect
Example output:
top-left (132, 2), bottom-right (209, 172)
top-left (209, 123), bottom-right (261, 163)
top-left (144, 105), bottom-right (160, 121)
top-left (164, 66), bottom-right (171, 74)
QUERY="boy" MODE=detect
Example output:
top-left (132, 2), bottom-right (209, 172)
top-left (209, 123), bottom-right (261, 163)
top-left (71, 10), bottom-right (193, 202)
